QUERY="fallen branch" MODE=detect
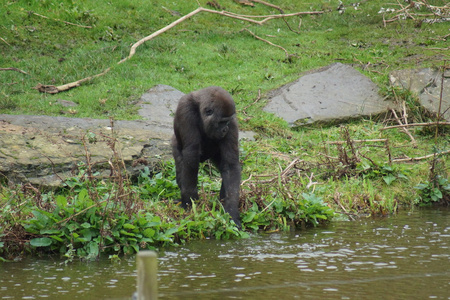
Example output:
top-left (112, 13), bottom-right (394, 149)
top-left (334, 192), bottom-right (355, 221)
top-left (0, 37), bottom-right (11, 46)
top-left (380, 122), bottom-right (450, 130)
top-left (36, 6), bottom-right (323, 94)
top-left (31, 12), bottom-right (92, 29)
top-left (33, 67), bottom-right (111, 94)
top-left (381, 0), bottom-right (450, 25)
top-left (327, 139), bottom-right (387, 145)
top-left (392, 149), bottom-right (450, 163)
top-left (391, 108), bottom-right (417, 147)
top-left (0, 67), bottom-right (28, 75)
top-left (242, 28), bottom-right (295, 59)
top-left (252, 158), bottom-right (302, 184)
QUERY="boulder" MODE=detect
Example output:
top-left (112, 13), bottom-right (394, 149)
top-left (389, 68), bottom-right (450, 121)
top-left (264, 63), bottom-right (396, 126)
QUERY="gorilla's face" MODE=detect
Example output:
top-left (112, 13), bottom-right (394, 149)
top-left (200, 93), bottom-right (235, 140)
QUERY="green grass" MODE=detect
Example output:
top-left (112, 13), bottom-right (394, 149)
top-left (1, 0), bottom-right (449, 259)
top-left (2, 0), bottom-right (448, 119)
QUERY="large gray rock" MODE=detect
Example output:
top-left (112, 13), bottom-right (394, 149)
top-left (0, 115), bottom-right (172, 187)
top-left (389, 68), bottom-right (450, 121)
top-left (264, 63), bottom-right (395, 125)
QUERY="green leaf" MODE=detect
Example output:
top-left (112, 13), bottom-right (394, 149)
top-left (30, 237), bottom-right (52, 247)
top-left (40, 229), bottom-right (61, 235)
top-left (143, 228), bottom-right (156, 238)
top-left (242, 211), bottom-right (256, 223)
top-left (50, 235), bottom-right (64, 242)
top-left (55, 195), bottom-right (67, 207)
top-left (68, 223), bottom-right (79, 232)
top-left (123, 223), bottom-right (136, 230)
top-left (81, 222), bottom-right (91, 229)
top-left (383, 174), bottom-right (396, 185)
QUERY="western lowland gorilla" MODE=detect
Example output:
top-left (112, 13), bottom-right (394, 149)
top-left (172, 86), bottom-right (241, 228)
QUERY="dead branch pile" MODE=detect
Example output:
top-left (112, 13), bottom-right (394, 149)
top-left (380, 0), bottom-right (450, 26)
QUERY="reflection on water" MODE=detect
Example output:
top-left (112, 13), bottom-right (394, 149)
top-left (1, 208), bottom-right (449, 299)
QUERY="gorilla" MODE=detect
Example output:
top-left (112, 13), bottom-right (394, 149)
top-left (172, 86), bottom-right (241, 228)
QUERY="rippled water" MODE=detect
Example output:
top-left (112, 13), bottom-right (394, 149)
top-left (1, 208), bottom-right (449, 299)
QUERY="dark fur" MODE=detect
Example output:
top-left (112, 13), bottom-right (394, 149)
top-left (172, 86), bottom-right (241, 227)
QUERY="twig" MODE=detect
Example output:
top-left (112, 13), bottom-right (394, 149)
top-left (391, 108), bottom-right (417, 147)
top-left (334, 192), bottom-right (355, 221)
top-left (380, 122), bottom-right (450, 130)
top-left (33, 67), bottom-right (111, 94)
top-left (435, 61), bottom-right (445, 142)
top-left (0, 67), bottom-right (28, 75)
top-left (251, 0), bottom-right (283, 12)
top-left (253, 158), bottom-right (301, 184)
top-left (0, 37), bottom-right (11, 46)
top-left (305, 173), bottom-right (318, 190)
top-left (250, 0), bottom-right (301, 34)
top-left (392, 149), bottom-right (450, 162)
top-left (327, 139), bottom-right (387, 145)
top-left (242, 28), bottom-right (292, 58)
top-left (242, 89), bottom-right (261, 116)
top-left (31, 12), bottom-right (92, 29)
top-left (56, 200), bottom-right (107, 225)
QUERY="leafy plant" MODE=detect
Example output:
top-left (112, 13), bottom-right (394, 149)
top-left (415, 175), bottom-right (450, 205)
top-left (358, 161), bottom-right (408, 185)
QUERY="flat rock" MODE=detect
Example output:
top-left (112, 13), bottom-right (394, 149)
top-left (138, 84), bottom-right (184, 129)
top-left (0, 115), bottom-right (172, 186)
top-left (389, 68), bottom-right (450, 121)
top-left (264, 63), bottom-right (395, 125)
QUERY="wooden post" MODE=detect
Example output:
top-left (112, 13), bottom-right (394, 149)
top-left (137, 251), bottom-right (158, 300)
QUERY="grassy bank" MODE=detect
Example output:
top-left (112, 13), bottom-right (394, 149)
top-left (1, 0), bottom-right (449, 260)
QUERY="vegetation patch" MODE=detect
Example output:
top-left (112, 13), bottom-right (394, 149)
top-left (1, 0), bottom-right (449, 260)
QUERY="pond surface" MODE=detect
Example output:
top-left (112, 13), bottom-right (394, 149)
top-left (1, 208), bottom-right (449, 299)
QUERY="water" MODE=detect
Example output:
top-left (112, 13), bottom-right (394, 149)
top-left (1, 208), bottom-right (449, 299)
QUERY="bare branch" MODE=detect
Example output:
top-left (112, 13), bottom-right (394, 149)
top-left (380, 122), bottom-right (450, 130)
top-left (31, 12), bottom-right (92, 29)
top-left (327, 139), bottom-right (387, 145)
top-left (0, 67), bottom-right (28, 75)
top-left (242, 28), bottom-right (291, 58)
top-left (392, 150), bottom-right (450, 163)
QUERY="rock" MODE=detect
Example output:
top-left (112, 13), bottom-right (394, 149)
top-left (389, 68), bottom-right (450, 121)
top-left (138, 84), bottom-right (184, 128)
top-left (0, 115), bottom-right (172, 187)
top-left (55, 99), bottom-right (78, 107)
top-left (264, 63), bottom-right (396, 126)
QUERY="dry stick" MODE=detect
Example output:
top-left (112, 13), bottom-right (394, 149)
top-left (390, 107), bottom-right (417, 147)
top-left (251, 0), bottom-right (301, 34)
top-left (0, 37), bottom-right (11, 46)
top-left (0, 67), bottom-right (28, 75)
top-left (255, 158), bottom-right (300, 184)
top-left (33, 67), bottom-right (111, 94)
top-left (251, 0), bottom-right (283, 12)
top-left (56, 200), bottom-right (108, 225)
top-left (333, 193), bottom-right (355, 221)
top-left (327, 139), bottom-right (387, 145)
top-left (242, 89), bottom-right (261, 116)
top-left (31, 12), bottom-right (92, 28)
top-left (380, 122), bottom-right (450, 130)
top-left (242, 28), bottom-right (291, 58)
top-left (435, 63), bottom-right (445, 143)
top-left (36, 6), bottom-right (322, 94)
top-left (392, 149), bottom-right (450, 163)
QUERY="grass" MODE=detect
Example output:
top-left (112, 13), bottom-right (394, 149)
top-left (0, 0), bottom-right (449, 259)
